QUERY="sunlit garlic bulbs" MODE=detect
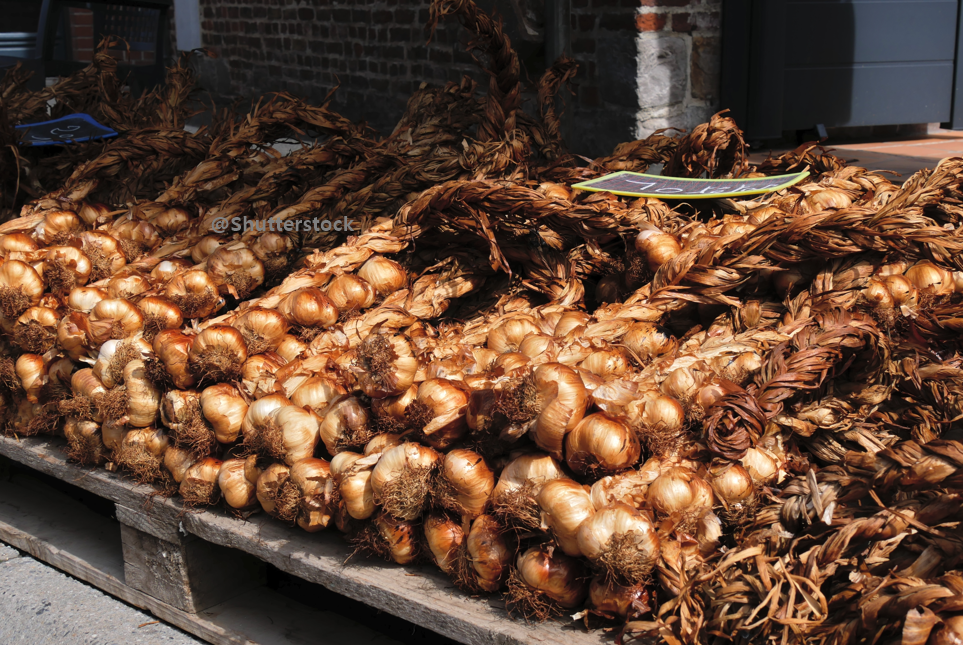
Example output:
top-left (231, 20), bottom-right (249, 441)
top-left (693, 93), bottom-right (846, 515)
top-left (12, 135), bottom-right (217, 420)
top-left (165, 270), bottom-right (223, 319)
top-left (531, 363), bottom-right (588, 458)
top-left (188, 325), bottom-right (248, 383)
top-left (646, 467), bottom-right (714, 518)
top-left (219, 458), bottom-right (260, 510)
top-left (635, 226), bottom-right (681, 272)
top-left (436, 449), bottom-right (495, 519)
top-left (0, 260), bottom-right (44, 322)
top-left (206, 244), bottom-right (265, 298)
top-left (577, 502), bottom-right (660, 584)
top-left (512, 546), bottom-right (588, 613)
top-left (538, 479), bottom-right (596, 557)
top-left (565, 413), bottom-right (640, 475)
top-left (277, 288), bottom-right (339, 330)
top-left (370, 442), bottom-right (441, 520)
top-left (491, 452), bottom-right (565, 529)
top-left (180, 457), bottom-right (223, 505)
top-left (466, 515), bottom-right (511, 592)
top-left (357, 255), bottom-right (407, 296)
top-left (325, 274), bottom-right (375, 311)
top-left (355, 333), bottom-right (418, 399)
top-left (423, 512), bottom-right (464, 574)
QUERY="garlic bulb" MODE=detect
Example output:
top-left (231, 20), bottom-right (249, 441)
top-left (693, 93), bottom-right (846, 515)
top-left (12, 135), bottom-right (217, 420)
top-left (36, 210), bottom-right (82, 243)
top-left (635, 227), bottom-right (681, 272)
top-left (64, 418), bottom-right (108, 466)
top-left (371, 383), bottom-right (418, 430)
top-left (163, 446), bottom-right (197, 483)
top-left (159, 389), bottom-right (214, 458)
top-left (152, 330), bottom-right (196, 389)
top-left (883, 274), bottom-right (918, 307)
top-left (247, 404), bottom-right (320, 465)
top-left (291, 376), bottom-right (346, 414)
top-left (191, 235), bottom-right (222, 264)
top-left (861, 278), bottom-right (895, 309)
top-left (709, 463), bottom-right (755, 508)
top-left (436, 449), bottom-right (495, 519)
top-left (371, 512), bottom-right (419, 565)
top-left (577, 502), bottom-right (660, 584)
top-left (275, 334), bottom-right (308, 362)
top-left (67, 287), bottom-right (109, 313)
top-left (124, 360), bottom-right (161, 428)
top-left (370, 442), bottom-right (441, 520)
top-left (357, 255), bottom-right (407, 296)
top-left (741, 447), bottom-right (781, 484)
top-left (108, 218), bottom-right (161, 258)
top-left (487, 317), bottom-right (540, 353)
top-left (905, 260), bottom-right (953, 296)
top-left (137, 297), bottom-right (184, 340)
top-left (149, 259), bottom-right (191, 284)
top-left (199, 383), bottom-right (248, 443)
top-left (218, 458), bottom-right (260, 509)
top-left (16, 354), bottom-right (46, 404)
top-left (647, 467), bottom-right (714, 517)
top-left (250, 232), bottom-right (293, 277)
top-left (590, 469), bottom-right (650, 510)
top-left (239, 352), bottom-right (286, 398)
top-left (88, 298), bottom-right (144, 345)
top-left (364, 432), bottom-right (404, 455)
top-left (188, 325), bottom-right (248, 383)
top-left (531, 363), bottom-right (588, 458)
top-left (180, 457), bottom-right (223, 505)
top-left (206, 245), bottom-right (265, 298)
top-left (588, 577), bottom-right (649, 619)
top-left (423, 512), bottom-right (465, 573)
top-left (0, 233), bottom-right (39, 255)
top-left (538, 479), bottom-right (596, 557)
top-left (514, 545), bottom-right (588, 610)
top-left (553, 311), bottom-right (591, 338)
top-left (57, 312), bottom-right (93, 359)
top-left (623, 322), bottom-right (677, 359)
top-left (13, 306), bottom-right (59, 353)
top-left (150, 206), bottom-right (190, 236)
top-left (233, 307), bottom-right (290, 354)
top-left (319, 395), bottom-right (370, 455)
top-left (565, 413), bottom-right (640, 475)
top-left (356, 333), bottom-right (418, 398)
top-left (277, 288), bottom-right (339, 329)
top-left (466, 515), bottom-right (511, 592)
top-left (332, 451), bottom-right (378, 520)
top-left (578, 347), bottom-right (630, 379)
top-left (165, 270), bottom-right (223, 319)
top-left (0, 260), bottom-right (44, 321)
top-left (285, 458), bottom-right (334, 532)
top-left (114, 427), bottom-right (169, 483)
top-left (107, 272), bottom-right (151, 300)
top-left (411, 378), bottom-right (469, 450)
top-left (491, 452), bottom-right (565, 529)
top-left (256, 462), bottom-right (292, 516)
top-left (43, 246), bottom-right (92, 293)
top-left (240, 393), bottom-right (291, 439)
top-left (325, 274), bottom-right (376, 311)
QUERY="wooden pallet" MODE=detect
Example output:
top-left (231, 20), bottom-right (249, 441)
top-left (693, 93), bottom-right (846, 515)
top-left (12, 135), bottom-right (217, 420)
top-left (0, 435), bottom-right (605, 645)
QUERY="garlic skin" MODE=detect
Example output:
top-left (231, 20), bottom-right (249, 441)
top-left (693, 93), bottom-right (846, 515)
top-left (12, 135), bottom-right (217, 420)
top-left (565, 412), bottom-right (640, 475)
top-left (904, 260), bottom-right (953, 296)
top-left (191, 235), bottom-right (222, 264)
top-left (647, 467), bottom-right (714, 517)
top-left (590, 470), bottom-right (650, 510)
top-left (515, 545), bottom-right (588, 609)
top-left (239, 352), bottom-right (286, 399)
top-left (287, 458), bottom-right (334, 532)
top-left (370, 442), bottom-right (441, 520)
top-left (260, 405), bottom-right (320, 465)
top-left (635, 227), bottom-right (681, 271)
top-left (207, 245), bottom-right (265, 298)
top-left (325, 274), bottom-right (376, 311)
top-left (233, 307), bottom-right (290, 354)
top-left (256, 462), bottom-right (292, 516)
top-left (372, 512), bottom-right (419, 565)
top-left (467, 515), bottom-right (511, 592)
top-left (200, 383), bottom-right (248, 443)
top-left (538, 479), bottom-right (596, 557)
top-left (43, 246), bottom-right (92, 292)
top-left (358, 256), bottom-right (407, 296)
top-left (64, 418), bottom-right (108, 466)
top-left (576, 502), bottom-right (660, 584)
top-left (15, 354), bottom-right (47, 404)
top-left (163, 446), bottom-right (197, 484)
top-left (0, 260), bottom-right (45, 321)
top-left (188, 325), bottom-right (248, 383)
top-left (88, 299), bottom-right (144, 346)
top-left (487, 317), bottom-right (540, 353)
top-left (356, 334), bottom-right (418, 399)
top-left (332, 451), bottom-right (377, 520)
top-left (412, 378), bottom-right (469, 450)
top-left (588, 577), bottom-right (649, 619)
top-left (709, 463), bottom-right (755, 507)
top-left (437, 449), bottom-right (495, 520)
top-left (165, 270), bottom-right (223, 319)
top-left (218, 458), bottom-right (260, 509)
top-left (277, 288), bottom-right (339, 329)
top-left (240, 393), bottom-right (291, 440)
top-left (491, 452), bottom-right (565, 528)
top-left (14, 306), bottom-right (60, 353)
top-left (153, 330), bottom-right (196, 389)
top-left (292, 376), bottom-right (347, 414)
top-left (107, 272), bottom-right (151, 300)
top-left (531, 363), bottom-right (588, 458)
top-left (180, 457), bottom-right (223, 505)
top-left (275, 334), bottom-right (308, 362)
top-left (67, 287), bottom-right (109, 313)
top-left (149, 258), bottom-right (192, 284)
top-left (318, 395), bottom-right (370, 455)
top-left (115, 427), bottom-right (170, 483)
top-left (623, 322), bottom-right (677, 360)
top-left (364, 432), bottom-right (404, 455)
top-left (553, 311), bottom-right (590, 338)
top-left (137, 297), bottom-right (184, 339)
top-left (124, 359), bottom-right (161, 428)
top-left (423, 512), bottom-right (465, 573)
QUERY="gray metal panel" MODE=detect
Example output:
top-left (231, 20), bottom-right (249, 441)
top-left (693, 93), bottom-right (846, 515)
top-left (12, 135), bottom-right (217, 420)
top-left (783, 62), bottom-right (955, 129)
top-left (785, 1), bottom-right (957, 66)
top-left (943, 0), bottom-right (963, 129)
top-left (746, 0), bottom-right (788, 139)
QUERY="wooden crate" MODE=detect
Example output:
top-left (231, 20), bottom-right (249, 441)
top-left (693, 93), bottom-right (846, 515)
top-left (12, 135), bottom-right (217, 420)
top-left (0, 435), bottom-right (605, 645)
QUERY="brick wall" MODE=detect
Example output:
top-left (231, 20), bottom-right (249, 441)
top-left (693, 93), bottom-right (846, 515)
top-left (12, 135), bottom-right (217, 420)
top-left (634, 0), bottom-right (722, 137)
top-left (68, 8), bottom-right (95, 63)
top-left (186, 0), bottom-right (722, 155)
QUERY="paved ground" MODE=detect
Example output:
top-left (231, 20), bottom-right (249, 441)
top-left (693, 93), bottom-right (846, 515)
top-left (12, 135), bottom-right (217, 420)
top-left (0, 542), bottom-right (201, 645)
top-left (750, 123), bottom-right (963, 178)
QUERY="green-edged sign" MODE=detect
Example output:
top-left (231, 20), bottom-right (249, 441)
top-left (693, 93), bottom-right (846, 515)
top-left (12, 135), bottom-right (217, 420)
top-left (572, 171), bottom-right (809, 199)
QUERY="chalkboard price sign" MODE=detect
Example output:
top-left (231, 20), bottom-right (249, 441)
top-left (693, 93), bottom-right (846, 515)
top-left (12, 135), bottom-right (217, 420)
top-left (15, 114), bottom-right (118, 147)
top-left (572, 170), bottom-right (809, 199)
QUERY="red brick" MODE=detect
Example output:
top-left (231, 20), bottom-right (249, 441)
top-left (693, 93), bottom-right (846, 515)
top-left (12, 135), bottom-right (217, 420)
top-left (672, 12), bottom-right (693, 31)
top-left (636, 13), bottom-right (667, 31)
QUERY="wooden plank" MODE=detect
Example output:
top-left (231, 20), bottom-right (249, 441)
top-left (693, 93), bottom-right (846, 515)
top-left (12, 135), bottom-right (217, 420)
top-left (116, 503), bottom-right (190, 542)
top-left (0, 465), bottom-right (399, 645)
top-left (0, 435), bottom-right (605, 645)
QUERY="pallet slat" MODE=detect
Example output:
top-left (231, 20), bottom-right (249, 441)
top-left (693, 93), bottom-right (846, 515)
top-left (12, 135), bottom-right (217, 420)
top-left (0, 435), bottom-right (604, 645)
